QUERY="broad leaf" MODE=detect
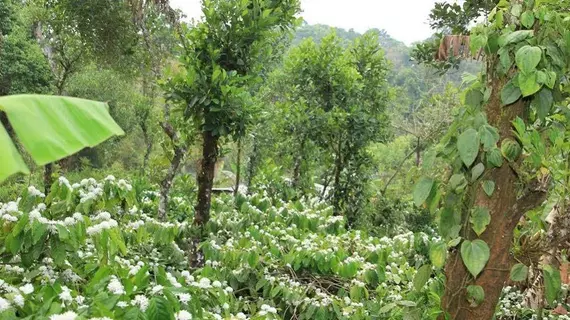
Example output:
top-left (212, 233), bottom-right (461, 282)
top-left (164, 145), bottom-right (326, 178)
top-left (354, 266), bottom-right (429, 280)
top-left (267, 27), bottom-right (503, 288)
top-left (516, 46), bottom-right (542, 74)
top-left (466, 285), bottom-right (485, 307)
top-left (0, 95), bottom-right (124, 182)
top-left (413, 265), bottom-right (432, 291)
top-left (498, 30), bottom-right (533, 47)
top-left (544, 265), bottom-right (561, 306)
top-left (531, 88), bottom-right (553, 121)
top-left (521, 11), bottom-right (535, 28)
top-left (501, 80), bottom-right (522, 105)
top-left (519, 71), bottom-right (542, 97)
top-left (479, 125), bottom-right (500, 151)
top-left (486, 147), bottom-right (504, 168)
top-left (471, 163), bottom-right (485, 181)
top-left (430, 242), bottom-right (447, 269)
top-left (449, 174), bottom-right (467, 192)
top-left (457, 129), bottom-right (480, 167)
top-left (510, 263), bottom-right (528, 282)
top-left (482, 180), bottom-right (495, 197)
top-left (414, 177), bottom-right (434, 206)
top-left (146, 296), bottom-right (174, 320)
top-left (440, 208), bottom-right (461, 240)
top-left (470, 207), bottom-right (491, 236)
top-left (461, 240), bottom-right (490, 277)
top-left (0, 124), bottom-right (30, 181)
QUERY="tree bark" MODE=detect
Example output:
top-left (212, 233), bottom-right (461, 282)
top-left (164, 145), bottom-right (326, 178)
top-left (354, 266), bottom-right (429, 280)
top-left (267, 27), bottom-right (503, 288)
top-left (157, 144), bottom-right (186, 221)
top-left (234, 138), bottom-right (241, 197)
top-left (440, 76), bottom-right (547, 320)
top-left (190, 130), bottom-right (219, 268)
top-left (195, 130), bottom-right (219, 226)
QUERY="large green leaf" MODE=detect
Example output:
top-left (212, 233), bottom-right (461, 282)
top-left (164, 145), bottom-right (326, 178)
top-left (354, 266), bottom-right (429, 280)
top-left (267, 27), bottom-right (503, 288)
top-left (0, 124), bottom-right (30, 181)
top-left (498, 30), bottom-right (533, 47)
top-left (0, 95), bottom-right (124, 181)
top-left (515, 46), bottom-right (542, 74)
top-left (467, 285), bottom-right (485, 307)
top-left (501, 79), bottom-right (522, 106)
top-left (510, 263), bottom-right (528, 282)
top-left (430, 242), bottom-right (447, 269)
top-left (413, 265), bottom-right (432, 291)
top-left (413, 177), bottom-right (434, 206)
top-left (531, 88), bottom-right (553, 121)
top-left (470, 207), bottom-right (491, 236)
top-left (519, 71), bottom-right (542, 97)
top-left (544, 265), bottom-right (561, 306)
top-left (146, 296), bottom-right (174, 320)
top-left (461, 240), bottom-right (490, 278)
top-left (439, 208), bottom-right (461, 240)
top-left (457, 129), bottom-right (480, 167)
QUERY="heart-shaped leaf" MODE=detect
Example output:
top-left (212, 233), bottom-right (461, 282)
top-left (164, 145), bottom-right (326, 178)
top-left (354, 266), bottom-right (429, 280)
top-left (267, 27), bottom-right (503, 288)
top-left (467, 285), bottom-right (485, 307)
top-left (482, 180), bottom-right (495, 197)
top-left (470, 207), bottom-right (491, 236)
top-left (510, 263), bottom-right (528, 282)
top-left (413, 177), bottom-right (434, 206)
top-left (471, 163), bottom-right (485, 181)
top-left (413, 265), bottom-right (432, 291)
top-left (544, 265), bottom-right (561, 306)
top-left (458, 129), bottom-right (480, 167)
top-left (501, 80), bottom-right (522, 105)
top-left (430, 242), bottom-right (447, 269)
top-left (516, 46), bottom-right (542, 74)
top-left (461, 240), bottom-right (490, 277)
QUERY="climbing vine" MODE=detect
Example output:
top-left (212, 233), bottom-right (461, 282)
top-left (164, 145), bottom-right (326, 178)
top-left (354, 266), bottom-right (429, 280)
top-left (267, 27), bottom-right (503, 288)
top-left (413, 0), bottom-right (570, 317)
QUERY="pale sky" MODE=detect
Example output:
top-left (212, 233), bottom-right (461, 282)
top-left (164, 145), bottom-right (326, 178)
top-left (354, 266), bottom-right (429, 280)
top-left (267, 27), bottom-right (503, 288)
top-left (169, 0), bottom-right (447, 45)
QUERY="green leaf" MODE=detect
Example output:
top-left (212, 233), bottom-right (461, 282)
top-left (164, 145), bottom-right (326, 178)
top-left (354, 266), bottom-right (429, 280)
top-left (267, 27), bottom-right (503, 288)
top-left (466, 285), bottom-right (485, 307)
top-left (482, 180), bottom-right (495, 197)
top-left (429, 242), bottom-right (447, 269)
top-left (531, 88), bottom-right (553, 121)
top-left (413, 177), bottom-right (434, 206)
top-left (510, 263), bottom-right (529, 282)
top-left (0, 95), bottom-right (124, 182)
top-left (379, 303), bottom-right (397, 314)
top-left (471, 163), bottom-right (485, 181)
top-left (511, 3), bottom-right (522, 17)
top-left (470, 207), bottom-right (491, 236)
top-left (457, 129), bottom-right (480, 167)
top-left (486, 147), bottom-right (504, 168)
top-left (440, 208), bottom-right (461, 240)
top-left (521, 11), bottom-right (535, 28)
top-left (479, 125), bottom-right (500, 151)
top-left (498, 30), bottom-right (533, 47)
top-left (146, 296), bottom-right (174, 320)
top-left (516, 46), bottom-right (542, 74)
top-left (0, 124), bottom-right (30, 181)
top-left (519, 71), bottom-right (542, 97)
top-left (465, 89), bottom-right (484, 108)
top-left (461, 240), bottom-right (490, 277)
top-left (498, 47), bottom-right (513, 72)
top-left (449, 174), bottom-right (467, 192)
top-left (413, 265), bottom-right (432, 291)
top-left (544, 265), bottom-right (561, 305)
top-left (501, 80), bottom-right (522, 106)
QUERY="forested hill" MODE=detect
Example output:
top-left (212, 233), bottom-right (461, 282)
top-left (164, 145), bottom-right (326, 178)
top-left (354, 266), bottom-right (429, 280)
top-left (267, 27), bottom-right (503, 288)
top-left (293, 23), bottom-right (412, 72)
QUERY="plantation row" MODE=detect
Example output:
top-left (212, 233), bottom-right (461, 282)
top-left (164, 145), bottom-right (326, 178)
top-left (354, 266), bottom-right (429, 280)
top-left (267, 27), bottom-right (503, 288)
top-left (0, 176), bottom-right (565, 319)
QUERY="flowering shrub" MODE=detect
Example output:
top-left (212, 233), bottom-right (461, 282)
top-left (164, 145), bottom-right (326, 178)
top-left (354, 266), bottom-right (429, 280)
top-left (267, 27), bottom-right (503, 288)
top-left (1, 176), bottom-right (567, 319)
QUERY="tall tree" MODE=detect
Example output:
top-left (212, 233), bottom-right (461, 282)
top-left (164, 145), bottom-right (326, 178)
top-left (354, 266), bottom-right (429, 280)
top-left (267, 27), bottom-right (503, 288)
top-left (164, 0), bottom-right (300, 265)
top-left (415, 0), bottom-right (570, 318)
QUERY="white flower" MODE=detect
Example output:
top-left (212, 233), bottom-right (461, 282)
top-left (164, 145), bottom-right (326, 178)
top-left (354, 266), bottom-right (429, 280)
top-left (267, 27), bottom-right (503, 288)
top-left (212, 280), bottom-right (222, 288)
top-left (0, 297), bottom-right (11, 311)
top-left (107, 276), bottom-right (125, 295)
top-left (177, 293), bottom-right (191, 304)
top-left (222, 303), bottom-right (229, 310)
top-left (131, 295), bottom-right (149, 311)
top-left (59, 286), bottom-right (73, 302)
top-left (236, 313), bottom-right (247, 320)
top-left (151, 285), bottom-right (164, 295)
top-left (175, 310), bottom-right (193, 320)
top-left (117, 301), bottom-right (129, 308)
top-left (19, 283), bottom-right (34, 295)
top-left (49, 311), bottom-right (77, 320)
top-left (75, 295), bottom-right (85, 305)
top-left (12, 294), bottom-right (24, 307)
top-left (27, 186), bottom-right (45, 197)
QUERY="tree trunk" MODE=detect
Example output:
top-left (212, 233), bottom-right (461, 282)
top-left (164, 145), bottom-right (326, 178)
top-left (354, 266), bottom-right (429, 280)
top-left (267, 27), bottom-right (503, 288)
top-left (141, 123), bottom-right (153, 171)
top-left (44, 164), bottom-right (53, 195)
top-left (292, 138), bottom-right (306, 191)
top-left (195, 130), bottom-right (219, 226)
top-left (246, 138), bottom-right (258, 192)
top-left (234, 138), bottom-right (241, 197)
top-left (440, 77), bottom-right (546, 319)
top-left (415, 136), bottom-right (421, 167)
top-left (190, 130), bottom-right (219, 268)
top-left (158, 144), bottom-right (186, 221)
top-left (332, 137), bottom-right (343, 216)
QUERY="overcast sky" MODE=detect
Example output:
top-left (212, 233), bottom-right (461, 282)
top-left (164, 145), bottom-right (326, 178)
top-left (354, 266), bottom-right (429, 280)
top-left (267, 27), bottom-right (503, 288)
top-left (169, 0), bottom-right (446, 45)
